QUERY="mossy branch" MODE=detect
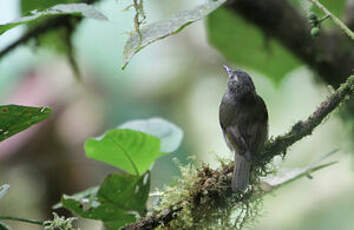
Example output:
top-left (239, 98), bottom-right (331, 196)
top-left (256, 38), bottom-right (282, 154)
top-left (259, 75), bottom-right (354, 165)
top-left (123, 75), bottom-right (354, 230)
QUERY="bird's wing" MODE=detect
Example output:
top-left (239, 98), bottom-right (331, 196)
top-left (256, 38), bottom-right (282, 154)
top-left (246, 95), bottom-right (268, 154)
top-left (224, 126), bottom-right (250, 159)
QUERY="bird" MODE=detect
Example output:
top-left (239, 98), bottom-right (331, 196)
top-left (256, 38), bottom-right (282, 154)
top-left (219, 65), bottom-right (269, 192)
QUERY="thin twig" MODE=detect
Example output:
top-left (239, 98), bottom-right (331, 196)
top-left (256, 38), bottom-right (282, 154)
top-left (0, 216), bottom-right (43, 225)
top-left (308, 0), bottom-right (354, 40)
top-left (123, 74), bottom-right (354, 229)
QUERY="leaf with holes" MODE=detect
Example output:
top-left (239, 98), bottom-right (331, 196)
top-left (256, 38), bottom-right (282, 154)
top-left (122, 0), bottom-right (226, 69)
top-left (62, 172), bottom-right (150, 230)
top-left (0, 105), bottom-right (51, 142)
top-left (85, 129), bottom-right (163, 175)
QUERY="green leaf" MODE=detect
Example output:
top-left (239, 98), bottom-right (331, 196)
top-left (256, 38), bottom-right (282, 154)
top-left (0, 3), bottom-right (108, 35)
top-left (85, 129), bottom-right (163, 175)
top-left (62, 172), bottom-right (150, 230)
top-left (62, 197), bottom-right (135, 227)
top-left (206, 8), bottom-right (302, 84)
top-left (98, 172), bottom-right (150, 216)
top-left (53, 186), bottom-right (99, 209)
top-left (0, 222), bottom-right (11, 230)
top-left (119, 117), bottom-right (183, 153)
top-left (0, 105), bottom-right (51, 142)
top-left (21, 0), bottom-right (79, 15)
top-left (122, 0), bottom-right (226, 69)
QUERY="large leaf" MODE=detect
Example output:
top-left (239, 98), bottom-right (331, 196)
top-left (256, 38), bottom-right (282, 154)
top-left (0, 184), bottom-right (10, 200)
top-left (119, 117), bottom-right (183, 153)
top-left (62, 172), bottom-right (150, 230)
top-left (0, 3), bottom-right (108, 35)
top-left (0, 105), bottom-right (51, 142)
top-left (206, 7), bottom-right (302, 84)
top-left (122, 0), bottom-right (226, 69)
top-left (85, 129), bottom-right (163, 175)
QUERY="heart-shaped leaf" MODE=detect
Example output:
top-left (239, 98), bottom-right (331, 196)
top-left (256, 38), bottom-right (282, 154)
top-left (85, 129), bottom-right (163, 175)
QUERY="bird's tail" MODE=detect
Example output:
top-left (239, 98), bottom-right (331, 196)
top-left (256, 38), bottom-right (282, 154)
top-left (231, 153), bottom-right (251, 192)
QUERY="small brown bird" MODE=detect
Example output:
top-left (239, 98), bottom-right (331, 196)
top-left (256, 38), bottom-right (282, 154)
top-left (219, 65), bottom-right (268, 192)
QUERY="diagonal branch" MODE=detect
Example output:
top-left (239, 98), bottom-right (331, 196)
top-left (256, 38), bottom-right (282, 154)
top-left (227, 0), bottom-right (354, 88)
top-left (122, 74), bottom-right (354, 229)
top-left (344, 0), bottom-right (354, 30)
top-left (308, 0), bottom-right (354, 40)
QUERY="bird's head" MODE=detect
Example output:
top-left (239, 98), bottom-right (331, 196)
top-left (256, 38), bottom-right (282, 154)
top-left (223, 65), bottom-right (255, 93)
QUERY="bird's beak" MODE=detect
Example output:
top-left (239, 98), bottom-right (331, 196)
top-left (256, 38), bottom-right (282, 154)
top-left (223, 64), bottom-right (233, 77)
top-left (223, 64), bottom-right (238, 81)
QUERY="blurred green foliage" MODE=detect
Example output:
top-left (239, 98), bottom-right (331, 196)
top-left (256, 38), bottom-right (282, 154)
top-left (206, 8), bottom-right (301, 84)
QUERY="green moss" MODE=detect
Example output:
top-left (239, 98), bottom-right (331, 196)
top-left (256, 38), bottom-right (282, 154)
top-left (152, 161), bottom-right (266, 229)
